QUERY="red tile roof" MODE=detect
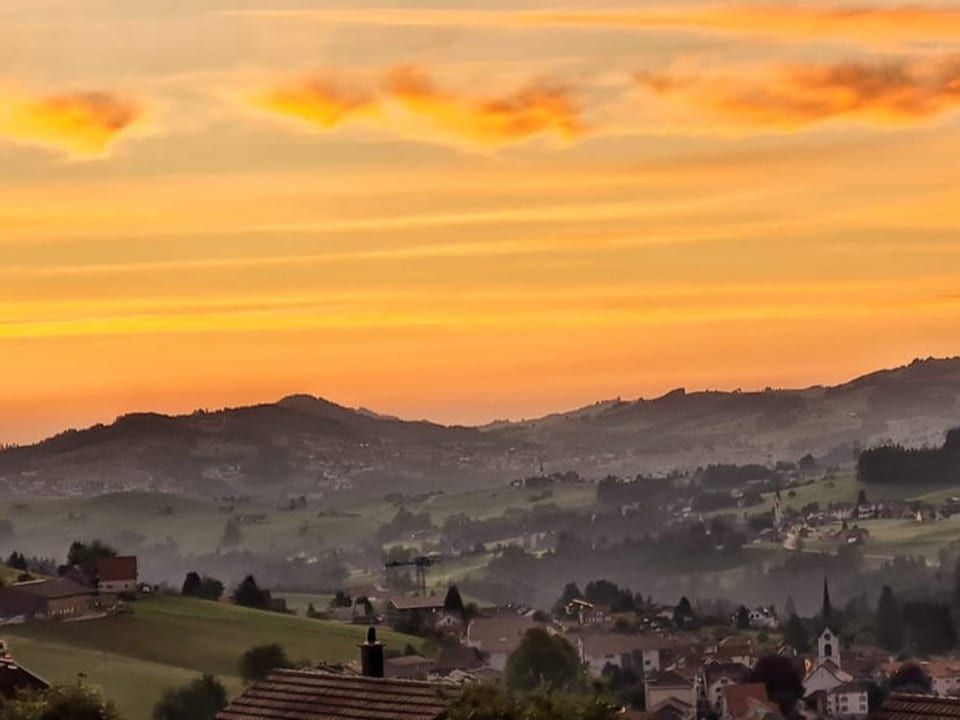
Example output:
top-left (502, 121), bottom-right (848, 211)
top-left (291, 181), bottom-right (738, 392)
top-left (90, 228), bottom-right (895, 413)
top-left (389, 596), bottom-right (446, 611)
top-left (874, 694), bottom-right (960, 720)
top-left (96, 556), bottom-right (138, 583)
top-left (217, 668), bottom-right (457, 720)
top-left (724, 683), bottom-right (770, 718)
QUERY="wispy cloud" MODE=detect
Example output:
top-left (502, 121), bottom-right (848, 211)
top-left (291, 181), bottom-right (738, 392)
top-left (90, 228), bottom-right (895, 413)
top-left (1, 91), bottom-right (142, 158)
top-left (638, 55), bottom-right (960, 129)
top-left (253, 65), bottom-right (585, 149)
top-left (227, 5), bottom-right (960, 43)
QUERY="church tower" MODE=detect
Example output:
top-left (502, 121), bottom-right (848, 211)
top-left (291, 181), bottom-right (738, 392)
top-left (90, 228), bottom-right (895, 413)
top-left (817, 627), bottom-right (839, 666)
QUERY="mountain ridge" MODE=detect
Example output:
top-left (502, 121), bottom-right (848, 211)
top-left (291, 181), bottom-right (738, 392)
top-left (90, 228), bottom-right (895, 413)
top-left (2, 356), bottom-right (960, 497)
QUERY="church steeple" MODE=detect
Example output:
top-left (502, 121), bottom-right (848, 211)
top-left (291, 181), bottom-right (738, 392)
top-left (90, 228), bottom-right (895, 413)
top-left (821, 576), bottom-right (832, 625)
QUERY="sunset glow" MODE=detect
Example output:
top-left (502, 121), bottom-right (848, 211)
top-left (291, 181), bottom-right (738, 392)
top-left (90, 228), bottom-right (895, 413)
top-left (3, 0), bottom-right (960, 444)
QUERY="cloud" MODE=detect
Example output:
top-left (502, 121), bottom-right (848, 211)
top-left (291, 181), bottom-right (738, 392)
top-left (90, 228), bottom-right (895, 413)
top-left (638, 56), bottom-right (960, 129)
top-left (1, 91), bottom-right (142, 158)
top-left (253, 77), bottom-right (377, 129)
top-left (228, 5), bottom-right (960, 43)
top-left (254, 66), bottom-right (585, 149)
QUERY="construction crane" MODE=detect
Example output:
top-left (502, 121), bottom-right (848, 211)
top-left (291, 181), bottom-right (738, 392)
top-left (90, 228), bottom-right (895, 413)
top-left (383, 555), bottom-right (443, 595)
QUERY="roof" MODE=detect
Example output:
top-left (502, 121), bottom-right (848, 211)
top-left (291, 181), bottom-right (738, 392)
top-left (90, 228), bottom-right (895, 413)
top-left (0, 658), bottom-right (49, 700)
top-left (0, 588), bottom-right (47, 618)
top-left (389, 596), bottom-right (446, 611)
top-left (705, 662), bottom-right (751, 686)
top-left (434, 644), bottom-right (484, 673)
top-left (647, 670), bottom-right (693, 689)
top-left (467, 614), bottom-right (537, 654)
top-left (874, 693), bottom-right (960, 720)
top-left (96, 556), bottom-right (138, 583)
top-left (217, 669), bottom-right (457, 720)
top-left (8, 578), bottom-right (95, 600)
top-left (385, 656), bottom-right (434, 668)
top-left (580, 632), bottom-right (654, 657)
top-left (724, 683), bottom-right (770, 718)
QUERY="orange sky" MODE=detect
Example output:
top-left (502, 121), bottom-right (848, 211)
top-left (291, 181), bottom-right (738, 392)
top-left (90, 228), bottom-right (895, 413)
top-left (2, 1), bottom-right (960, 444)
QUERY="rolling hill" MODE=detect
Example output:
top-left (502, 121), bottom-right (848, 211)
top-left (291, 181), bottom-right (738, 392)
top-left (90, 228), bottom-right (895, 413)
top-left (2, 357), bottom-right (960, 496)
top-left (3, 595), bottom-right (421, 720)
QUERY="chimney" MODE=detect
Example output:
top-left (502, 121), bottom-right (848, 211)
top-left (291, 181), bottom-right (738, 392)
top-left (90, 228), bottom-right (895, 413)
top-left (361, 627), bottom-right (384, 678)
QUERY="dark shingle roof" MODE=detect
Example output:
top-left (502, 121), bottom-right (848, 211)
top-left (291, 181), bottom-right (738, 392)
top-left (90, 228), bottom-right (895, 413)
top-left (0, 658), bottom-right (49, 700)
top-left (217, 669), bottom-right (457, 720)
top-left (10, 578), bottom-right (95, 600)
top-left (874, 693), bottom-right (960, 720)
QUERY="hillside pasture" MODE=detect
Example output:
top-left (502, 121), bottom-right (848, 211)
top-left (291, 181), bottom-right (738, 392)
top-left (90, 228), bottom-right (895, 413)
top-left (4, 595), bottom-right (420, 720)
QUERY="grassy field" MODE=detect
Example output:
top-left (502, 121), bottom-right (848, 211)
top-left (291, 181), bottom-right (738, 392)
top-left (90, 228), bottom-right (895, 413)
top-left (757, 471), bottom-right (960, 514)
top-left (3, 595), bottom-right (420, 720)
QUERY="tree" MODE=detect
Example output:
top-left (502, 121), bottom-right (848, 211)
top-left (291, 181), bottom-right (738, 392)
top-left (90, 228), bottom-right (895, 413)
top-left (602, 664), bottom-right (645, 709)
top-left (0, 684), bottom-right (121, 720)
top-left (505, 628), bottom-right (583, 692)
top-left (736, 605), bottom-right (751, 630)
top-left (889, 663), bottom-right (932, 694)
top-left (221, 519), bottom-right (242, 548)
top-left (782, 614), bottom-right (810, 654)
top-left (902, 601), bottom-right (956, 656)
top-left (675, 596), bottom-right (696, 627)
top-left (330, 590), bottom-right (352, 608)
top-left (6, 551), bottom-right (27, 571)
top-left (182, 573), bottom-right (224, 601)
top-left (66, 540), bottom-right (117, 574)
top-left (182, 572), bottom-right (201, 596)
top-left (196, 576), bottom-right (224, 601)
top-left (447, 682), bottom-right (619, 720)
top-left (783, 596), bottom-right (797, 620)
top-left (747, 655), bottom-right (805, 715)
top-left (305, 602), bottom-right (320, 619)
top-left (856, 489), bottom-right (868, 506)
top-left (444, 585), bottom-right (465, 616)
top-left (152, 674), bottom-right (228, 720)
top-left (238, 644), bottom-right (292, 684)
top-left (876, 586), bottom-right (904, 653)
top-left (232, 575), bottom-right (270, 610)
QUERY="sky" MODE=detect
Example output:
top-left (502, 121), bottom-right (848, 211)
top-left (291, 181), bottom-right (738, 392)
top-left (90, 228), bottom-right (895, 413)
top-left (3, 0), bottom-right (960, 444)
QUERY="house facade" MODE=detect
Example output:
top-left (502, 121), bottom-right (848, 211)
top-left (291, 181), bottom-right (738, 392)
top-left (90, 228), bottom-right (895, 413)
top-left (96, 556), bottom-right (138, 595)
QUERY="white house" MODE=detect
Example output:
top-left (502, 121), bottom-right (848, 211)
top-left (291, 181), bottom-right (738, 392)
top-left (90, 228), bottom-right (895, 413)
top-left (826, 683), bottom-right (869, 719)
top-left (646, 670), bottom-right (697, 714)
top-left (701, 663), bottom-right (752, 712)
top-left (926, 662), bottom-right (960, 697)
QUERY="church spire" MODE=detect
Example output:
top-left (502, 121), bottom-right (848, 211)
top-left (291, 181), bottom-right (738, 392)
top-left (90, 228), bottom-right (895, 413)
top-left (822, 576), bottom-right (832, 625)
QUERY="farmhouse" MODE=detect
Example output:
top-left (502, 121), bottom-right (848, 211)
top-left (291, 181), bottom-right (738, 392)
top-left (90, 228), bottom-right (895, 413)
top-left (0, 578), bottom-right (97, 623)
top-left (96, 556), bottom-right (138, 595)
top-left (218, 629), bottom-right (457, 720)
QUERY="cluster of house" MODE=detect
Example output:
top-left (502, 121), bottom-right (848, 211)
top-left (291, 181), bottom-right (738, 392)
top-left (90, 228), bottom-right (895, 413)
top-left (380, 593), bottom-right (862, 720)
top-left (211, 622), bottom-right (960, 720)
top-left (0, 556), bottom-right (139, 625)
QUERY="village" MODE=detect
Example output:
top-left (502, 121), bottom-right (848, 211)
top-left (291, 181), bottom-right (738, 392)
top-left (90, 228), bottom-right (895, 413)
top-left (2, 543), bottom-right (959, 720)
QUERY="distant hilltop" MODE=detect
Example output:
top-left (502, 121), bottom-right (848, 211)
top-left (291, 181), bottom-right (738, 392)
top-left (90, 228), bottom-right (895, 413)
top-left (2, 357), bottom-right (960, 497)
